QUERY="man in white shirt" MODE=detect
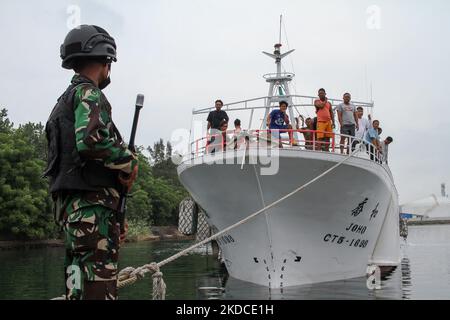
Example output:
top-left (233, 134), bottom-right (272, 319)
top-left (380, 136), bottom-right (393, 164)
top-left (352, 106), bottom-right (371, 151)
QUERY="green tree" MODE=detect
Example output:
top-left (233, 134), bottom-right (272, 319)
top-left (0, 108), bottom-right (188, 240)
top-left (148, 177), bottom-right (185, 225)
top-left (0, 108), bottom-right (13, 133)
top-left (148, 139), bottom-right (181, 187)
top-left (0, 117), bottom-right (55, 239)
top-left (16, 122), bottom-right (47, 161)
top-left (127, 151), bottom-right (153, 224)
top-left (148, 139), bottom-right (187, 224)
top-left (148, 138), bottom-right (166, 165)
top-left (127, 146), bottom-right (187, 226)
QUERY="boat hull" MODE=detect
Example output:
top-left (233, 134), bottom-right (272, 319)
top-left (178, 148), bottom-right (400, 288)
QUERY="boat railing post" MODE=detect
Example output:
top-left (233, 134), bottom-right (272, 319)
top-left (248, 109), bottom-right (254, 130)
top-left (313, 130), bottom-right (316, 151)
top-left (370, 143), bottom-right (374, 162)
top-left (350, 136), bottom-right (354, 155)
top-left (373, 144), bottom-right (376, 162)
top-left (206, 135), bottom-right (210, 154)
top-left (222, 131), bottom-right (226, 152)
top-left (332, 132), bottom-right (336, 153)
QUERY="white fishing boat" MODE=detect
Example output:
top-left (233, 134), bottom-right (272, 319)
top-left (177, 31), bottom-right (400, 288)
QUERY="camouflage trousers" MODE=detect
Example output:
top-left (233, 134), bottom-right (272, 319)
top-left (64, 203), bottom-right (120, 300)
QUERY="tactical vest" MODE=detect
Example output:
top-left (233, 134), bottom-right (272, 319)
top-left (43, 78), bottom-right (121, 193)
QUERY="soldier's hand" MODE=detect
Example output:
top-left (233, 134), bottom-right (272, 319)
top-left (119, 165), bottom-right (138, 192)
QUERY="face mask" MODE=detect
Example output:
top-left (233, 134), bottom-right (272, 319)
top-left (98, 76), bottom-right (111, 90)
top-left (98, 64), bottom-right (111, 90)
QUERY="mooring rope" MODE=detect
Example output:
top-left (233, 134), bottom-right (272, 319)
top-left (115, 146), bottom-right (363, 299)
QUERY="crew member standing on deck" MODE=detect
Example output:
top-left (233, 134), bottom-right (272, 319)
top-left (364, 120), bottom-right (382, 161)
top-left (267, 101), bottom-right (296, 147)
top-left (43, 25), bottom-right (138, 300)
top-left (337, 93), bottom-right (358, 154)
top-left (314, 88), bottom-right (335, 152)
top-left (207, 99), bottom-right (229, 153)
top-left (352, 106), bottom-right (371, 151)
top-left (380, 136), bottom-right (393, 164)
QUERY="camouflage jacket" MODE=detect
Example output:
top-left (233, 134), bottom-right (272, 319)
top-left (64, 74), bottom-right (138, 213)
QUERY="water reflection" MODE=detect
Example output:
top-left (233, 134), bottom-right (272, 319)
top-left (0, 225), bottom-right (449, 300)
top-left (401, 257), bottom-right (412, 300)
top-left (199, 225), bottom-right (450, 300)
top-left (218, 270), bottom-right (405, 300)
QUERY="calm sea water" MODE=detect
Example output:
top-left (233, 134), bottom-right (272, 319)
top-left (0, 224), bottom-right (449, 300)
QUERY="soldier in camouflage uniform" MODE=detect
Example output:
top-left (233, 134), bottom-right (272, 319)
top-left (44, 25), bottom-right (138, 300)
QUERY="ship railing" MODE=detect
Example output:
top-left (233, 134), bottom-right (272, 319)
top-left (189, 129), bottom-right (385, 164)
top-left (192, 95), bottom-right (374, 115)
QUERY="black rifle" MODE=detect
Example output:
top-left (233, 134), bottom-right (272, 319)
top-left (117, 94), bottom-right (144, 233)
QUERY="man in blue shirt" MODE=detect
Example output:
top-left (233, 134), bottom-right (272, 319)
top-left (365, 120), bottom-right (382, 161)
top-left (266, 101), bottom-right (295, 147)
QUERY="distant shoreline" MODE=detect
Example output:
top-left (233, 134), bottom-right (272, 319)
top-left (0, 226), bottom-right (195, 251)
top-left (408, 220), bottom-right (450, 226)
top-left (0, 239), bottom-right (64, 251)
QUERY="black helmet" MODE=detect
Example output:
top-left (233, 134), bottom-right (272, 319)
top-left (60, 25), bottom-right (117, 69)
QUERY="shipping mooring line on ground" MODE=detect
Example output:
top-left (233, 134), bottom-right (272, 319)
top-left (54, 148), bottom-right (361, 300)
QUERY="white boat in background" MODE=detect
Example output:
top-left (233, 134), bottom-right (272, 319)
top-left (401, 184), bottom-right (450, 221)
top-left (177, 34), bottom-right (400, 288)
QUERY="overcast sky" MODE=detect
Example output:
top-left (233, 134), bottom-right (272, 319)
top-left (1, 0), bottom-right (449, 204)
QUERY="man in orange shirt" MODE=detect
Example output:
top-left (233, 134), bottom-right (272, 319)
top-left (314, 88), bottom-right (335, 151)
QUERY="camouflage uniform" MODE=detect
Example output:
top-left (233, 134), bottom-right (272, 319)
top-left (62, 74), bottom-right (137, 300)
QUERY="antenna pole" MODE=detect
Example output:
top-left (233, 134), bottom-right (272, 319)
top-left (279, 15), bottom-right (282, 44)
top-left (370, 83), bottom-right (373, 102)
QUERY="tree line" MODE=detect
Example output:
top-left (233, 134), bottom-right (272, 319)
top-left (0, 108), bottom-right (187, 240)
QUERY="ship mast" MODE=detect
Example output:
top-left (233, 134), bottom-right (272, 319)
top-left (262, 15), bottom-right (296, 129)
